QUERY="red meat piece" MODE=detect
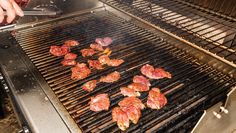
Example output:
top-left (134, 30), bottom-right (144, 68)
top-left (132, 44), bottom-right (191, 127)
top-left (118, 97), bottom-right (145, 110)
top-left (120, 87), bottom-right (140, 97)
top-left (90, 43), bottom-right (104, 51)
top-left (81, 80), bottom-right (97, 92)
top-left (88, 60), bottom-right (104, 70)
top-left (90, 94), bottom-right (110, 112)
top-left (147, 88), bottom-right (167, 109)
top-left (121, 105), bottom-right (141, 124)
top-left (133, 75), bottom-right (151, 87)
top-left (64, 53), bottom-right (77, 60)
top-left (112, 107), bottom-right (129, 131)
top-left (50, 45), bottom-right (70, 56)
top-left (61, 59), bottom-right (76, 66)
top-left (107, 59), bottom-right (124, 67)
top-left (71, 63), bottom-right (91, 80)
top-left (128, 83), bottom-right (149, 92)
top-left (80, 48), bottom-right (97, 57)
top-left (99, 71), bottom-right (120, 83)
top-left (63, 40), bottom-right (79, 47)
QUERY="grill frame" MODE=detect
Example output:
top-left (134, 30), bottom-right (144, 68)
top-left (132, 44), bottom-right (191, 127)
top-left (11, 7), bottom-right (236, 133)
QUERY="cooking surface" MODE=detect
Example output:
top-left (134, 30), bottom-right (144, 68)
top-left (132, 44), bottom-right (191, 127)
top-left (14, 11), bottom-right (235, 132)
top-left (101, 0), bottom-right (236, 64)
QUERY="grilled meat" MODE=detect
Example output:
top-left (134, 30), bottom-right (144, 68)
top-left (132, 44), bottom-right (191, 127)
top-left (95, 37), bottom-right (113, 46)
top-left (80, 48), bottom-right (97, 57)
top-left (90, 43), bottom-right (104, 51)
top-left (141, 64), bottom-right (155, 78)
top-left (98, 55), bottom-right (124, 67)
top-left (81, 80), bottom-right (97, 92)
top-left (90, 94), bottom-right (110, 112)
top-left (50, 45), bottom-right (70, 56)
top-left (112, 107), bottom-right (130, 131)
top-left (118, 97), bottom-right (145, 110)
top-left (88, 60), bottom-right (104, 70)
top-left (64, 53), bottom-right (77, 60)
top-left (103, 37), bottom-right (113, 46)
top-left (71, 63), bottom-right (91, 80)
top-left (98, 55), bottom-right (110, 65)
top-left (141, 64), bottom-right (171, 79)
top-left (128, 83), bottom-right (149, 92)
top-left (133, 75), bottom-right (151, 87)
top-left (63, 40), bottom-right (79, 47)
top-left (120, 87), bottom-right (140, 97)
top-left (61, 59), bottom-right (76, 66)
top-left (99, 71), bottom-right (120, 83)
top-left (121, 105), bottom-right (141, 124)
top-left (107, 59), bottom-right (124, 67)
top-left (151, 68), bottom-right (172, 79)
top-left (147, 88), bottom-right (167, 110)
top-left (95, 38), bottom-right (104, 46)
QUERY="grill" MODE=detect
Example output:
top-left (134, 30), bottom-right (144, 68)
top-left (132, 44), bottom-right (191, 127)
top-left (101, 0), bottom-right (236, 64)
top-left (13, 10), bottom-right (236, 132)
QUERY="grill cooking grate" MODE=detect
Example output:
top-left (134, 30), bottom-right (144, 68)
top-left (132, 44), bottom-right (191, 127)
top-left (101, 0), bottom-right (236, 64)
top-left (15, 11), bottom-right (235, 132)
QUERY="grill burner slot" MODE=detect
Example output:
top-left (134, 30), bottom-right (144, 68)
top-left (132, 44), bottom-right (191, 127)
top-left (14, 11), bottom-right (235, 132)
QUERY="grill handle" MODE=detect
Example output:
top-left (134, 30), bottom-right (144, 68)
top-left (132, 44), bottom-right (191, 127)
top-left (3, 7), bottom-right (62, 16)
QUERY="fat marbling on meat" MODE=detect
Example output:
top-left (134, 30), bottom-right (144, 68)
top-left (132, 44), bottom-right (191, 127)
top-left (99, 71), bottom-right (120, 83)
top-left (141, 64), bottom-right (172, 79)
top-left (112, 107), bottom-right (130, 131)
top-left (118, 97), bottom-right (145, 110)
top-left (80, 48), bottom-right (97, 57)
top-left (147, 88), bottom-right (167, 110)
top-left (88, 60), bottom-right (104, 70)
top-left (81, 80), bottom-right (97, 92)
top-left (121, 105), bottom-right (141, 124)
top-left (71, 63), bottom-right (91, 80)
top-left (128, 83), bottom-right (149, 92)
top-left (90, 93), bottom-right (110, 112)
top-left (64, 53), bottom-right (77, 60)
top-left (50, 45), bottom-right (70, 56)
top-left (120, 87), bottom-right (141, 97)
top-left (63, 40), bottom-right (79, 47)
top-left (90, 43), bottom-right (104, 51)
top-left (133, 75), bottom-right (151, 87)
top-left (61, 59), bottom-right (76, 66)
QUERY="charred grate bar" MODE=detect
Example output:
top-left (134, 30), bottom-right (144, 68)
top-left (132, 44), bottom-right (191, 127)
top-left (101, 0), bottom-right (236, 64)
top-left (15, 11), bottom-right (235, 132)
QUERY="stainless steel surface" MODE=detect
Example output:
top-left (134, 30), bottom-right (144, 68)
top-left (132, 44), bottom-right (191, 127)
top-left (180, 0), bottom-right (236, 19)
top-left (0, 34), bottom-right (80, 133)
top-left (192, 86), bottom-right (236, 133)
top-left (3, 7), bottom-right (62, 16)
top-left (102, 3), bottom-right (236, 78)
top-left (17, 0), bottom-right (103, 24)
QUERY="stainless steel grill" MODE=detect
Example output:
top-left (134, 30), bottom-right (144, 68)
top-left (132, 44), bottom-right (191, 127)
top-left (13, 10), bottom-right (235, 132)
top-left (101, 0), bottom-right (236, 64)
